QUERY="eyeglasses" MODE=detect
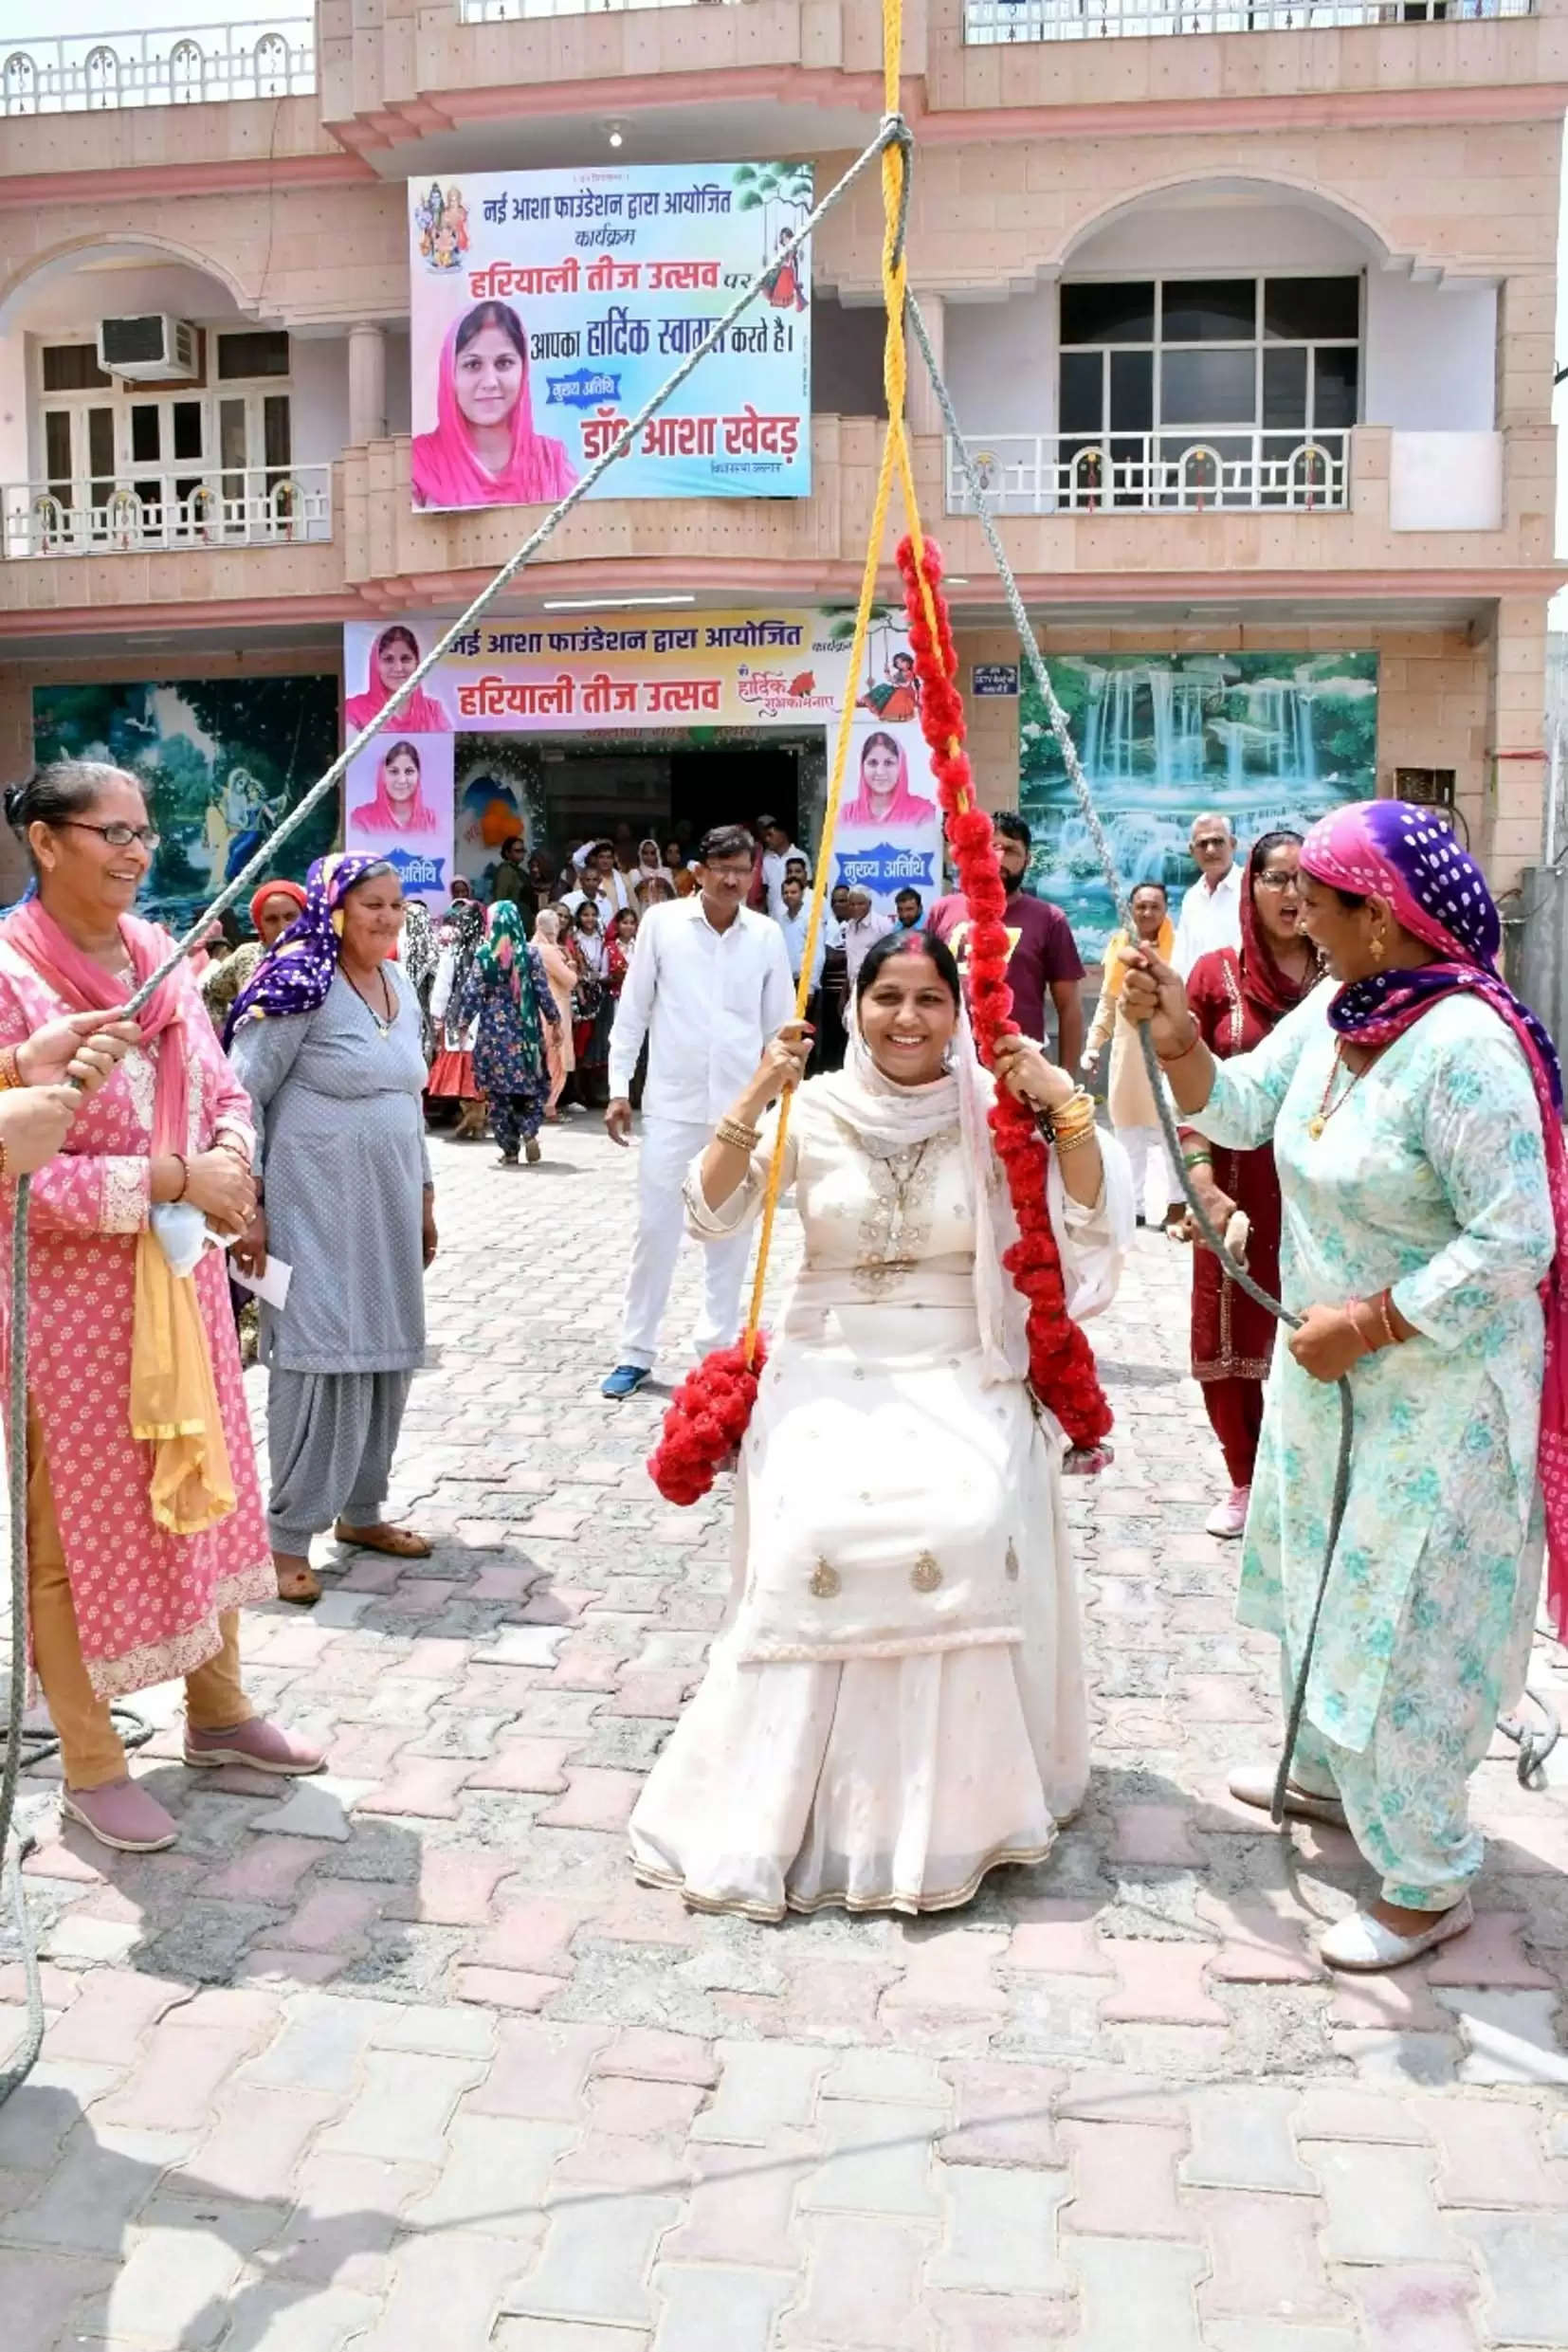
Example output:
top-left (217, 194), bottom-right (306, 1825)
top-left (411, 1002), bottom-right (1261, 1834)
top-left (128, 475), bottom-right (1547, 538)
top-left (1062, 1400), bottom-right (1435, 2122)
top-left (61, 820), bottom-right (160, 850)
top-left (1255, 869), bottom-right (1300, 889)
top-left (1192, 836), bottom-right (1231, 852)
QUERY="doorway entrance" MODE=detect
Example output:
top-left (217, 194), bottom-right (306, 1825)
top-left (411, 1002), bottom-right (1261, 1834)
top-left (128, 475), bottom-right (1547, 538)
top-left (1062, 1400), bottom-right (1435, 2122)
top-left (668, 742), bottom-right (799, 848)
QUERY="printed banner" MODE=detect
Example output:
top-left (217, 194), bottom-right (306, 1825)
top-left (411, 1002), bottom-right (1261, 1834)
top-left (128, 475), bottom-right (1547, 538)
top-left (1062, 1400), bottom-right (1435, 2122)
top-left (342, 610), bottom-right (941, 921)
top-left (344, 734), bottom-right (456, 911)
top-left (347, 611), bottom-right (836, 736)
top-left (409, 160), bottom-right (811, 511)
top-left (829, 717), bottom-right (942, 926)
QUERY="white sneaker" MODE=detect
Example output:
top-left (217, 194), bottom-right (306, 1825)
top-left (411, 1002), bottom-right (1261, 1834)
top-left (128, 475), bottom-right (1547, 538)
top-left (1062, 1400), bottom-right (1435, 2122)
top-left (1320, 1896), bottom-right (1473, 1974)
top-left (1206, 1486), bottom-right (1249, 1539)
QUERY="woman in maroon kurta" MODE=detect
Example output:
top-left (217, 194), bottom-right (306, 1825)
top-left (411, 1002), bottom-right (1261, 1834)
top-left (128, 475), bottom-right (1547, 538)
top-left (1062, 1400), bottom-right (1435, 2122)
top-left (1181, 831), bottom-right (1321, 1538)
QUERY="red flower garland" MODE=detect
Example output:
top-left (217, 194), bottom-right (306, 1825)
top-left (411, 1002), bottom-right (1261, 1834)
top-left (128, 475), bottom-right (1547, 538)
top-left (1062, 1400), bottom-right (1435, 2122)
top-left (648, 533), bottom-right (1113, 1504)
top-left (648, 1335), bottom-right (769, 1506)
top-left (896, 531), bottom-right (1113, 1459)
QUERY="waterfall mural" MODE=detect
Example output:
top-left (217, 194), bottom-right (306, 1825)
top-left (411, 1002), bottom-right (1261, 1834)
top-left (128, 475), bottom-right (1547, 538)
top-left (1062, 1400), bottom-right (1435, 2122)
top-left (1018, 650), bottom-right (1378, 960)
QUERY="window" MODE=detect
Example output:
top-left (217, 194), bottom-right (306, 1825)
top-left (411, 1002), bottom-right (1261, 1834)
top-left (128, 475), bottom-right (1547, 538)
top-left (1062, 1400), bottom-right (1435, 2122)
top-left (1057, 273), bottom-right (1359, 508)
top-left (41, 344), bottom-right (111, 393)
top-left (216, 330), bottom-right (290, 380)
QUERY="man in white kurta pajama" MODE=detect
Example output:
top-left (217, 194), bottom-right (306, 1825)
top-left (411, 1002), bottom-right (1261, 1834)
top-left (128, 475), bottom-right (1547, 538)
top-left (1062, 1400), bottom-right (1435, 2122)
top-left (601, 826), bottom-right (794, 1398)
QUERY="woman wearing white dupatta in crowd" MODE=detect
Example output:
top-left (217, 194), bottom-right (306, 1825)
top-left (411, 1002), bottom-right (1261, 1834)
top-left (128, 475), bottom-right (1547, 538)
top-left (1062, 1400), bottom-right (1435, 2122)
top-left (629, 930), bottom-right (1133, 1920)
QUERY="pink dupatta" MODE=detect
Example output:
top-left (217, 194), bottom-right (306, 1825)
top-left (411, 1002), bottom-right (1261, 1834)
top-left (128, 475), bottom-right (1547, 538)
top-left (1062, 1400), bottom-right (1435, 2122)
top-left (2, 900), bottom-right (235, 1535)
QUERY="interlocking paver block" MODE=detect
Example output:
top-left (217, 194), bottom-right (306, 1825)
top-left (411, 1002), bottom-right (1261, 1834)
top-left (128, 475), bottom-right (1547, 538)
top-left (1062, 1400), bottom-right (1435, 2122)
top-left (594, 2026), bottom-right (720, 2086)
top-left (928, 2161), bottom-right (1073, 2294)
top-left (1180, 2085), bottom-right (1318, 2193)
top-left (1190, 2187), bottom-right (1344, 2322)
top-left (938, 2060), bottom-right (1065, 2168)
top-left (356, 2228), bottom-right (543, 2351)
top-left (0, 2247), bottom-right (116, 2352)
top-left (660, 2133), bottom-right (818, 2269)
top-left (1307, 2140), bottom-right (1463, 2265)
top-left (166, 2085), bottom-right (344, 2199)
top-left (242, 1993), bottom-right (384, 2093)
top-left (1098, 1940), bottom-right (1229, 2025)
top-left (1061, 2118), bottom-right (1200, 2239)
top-left (501, 2195), bottom-right (682, 2328)
top-left (689, 2040), bottom-right (830, 2144)
top-left (465, 2019), bottom-right (614, 2121)
top-left (650, 2262), bottom-right (798, 2351)
top-left (1423, 2094), bottom-right (1568, 2208)
top-left (8, 2121), bottom-right (194, 2252)
top-left (1449, 2207), bottom-right (1568, 2345)
top-left (318, 2050), bottom-right (486, 2164)
top-left (797, 2097), bottom-right (946, 2217)
top-left (89, 2190), bottom-right (286, 2348)
top-left (1065, 2235), bottom-right (1208, 2352)
top-left (404, 2116), bottom-right (574, 2233)
top-left (778, 2214), bottom-right (938, 2348)
top-left (1348, 2263), bottom-right (1482, 2352)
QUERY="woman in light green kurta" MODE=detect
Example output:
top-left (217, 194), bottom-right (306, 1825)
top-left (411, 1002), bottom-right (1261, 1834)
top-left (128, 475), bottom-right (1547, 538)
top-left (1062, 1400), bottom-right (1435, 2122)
top-left (1123, 799), bottom-right (1564, 1973)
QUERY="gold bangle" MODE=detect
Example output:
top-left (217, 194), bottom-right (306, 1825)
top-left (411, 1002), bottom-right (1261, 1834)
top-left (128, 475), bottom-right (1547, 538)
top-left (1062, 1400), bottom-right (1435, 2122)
top-left (1054, 1121), bottom-right (1102, 1154)
top-left (0, 1046), bottom-right (19, 1092)
top-left (0, 1137), bottom-right (8, 1181)
top-left (715, 1115), bottom-right (760, 1154)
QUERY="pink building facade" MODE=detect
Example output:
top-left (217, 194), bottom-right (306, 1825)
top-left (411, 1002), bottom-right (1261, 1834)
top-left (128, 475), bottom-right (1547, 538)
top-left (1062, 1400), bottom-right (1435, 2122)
top-left (0, 0), bottom-right (1560, 899)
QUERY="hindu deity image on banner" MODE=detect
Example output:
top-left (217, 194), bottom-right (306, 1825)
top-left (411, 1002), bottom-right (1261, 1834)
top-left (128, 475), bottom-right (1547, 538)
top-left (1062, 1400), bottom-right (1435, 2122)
top-left (408, 161), bottom-right (812, 511)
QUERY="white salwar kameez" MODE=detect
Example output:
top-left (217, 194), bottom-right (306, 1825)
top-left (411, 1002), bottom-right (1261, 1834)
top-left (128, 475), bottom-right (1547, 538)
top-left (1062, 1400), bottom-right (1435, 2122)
top-left (629, 1077), bottom-right (1132, 1920)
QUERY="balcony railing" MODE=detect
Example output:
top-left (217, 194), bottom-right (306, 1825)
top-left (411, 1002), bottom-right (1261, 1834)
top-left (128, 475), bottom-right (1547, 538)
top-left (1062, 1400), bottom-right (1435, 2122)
top-left (1, 21), bottom-right (314, 113)
top-left (461, 0), bottom-right (740, 18)
top-left (945, 430), bottom-right (1350, 514)
top-left (2, 466), bottom-right (333, 558)
top-left (963, 0), bottom-right (1527, 39)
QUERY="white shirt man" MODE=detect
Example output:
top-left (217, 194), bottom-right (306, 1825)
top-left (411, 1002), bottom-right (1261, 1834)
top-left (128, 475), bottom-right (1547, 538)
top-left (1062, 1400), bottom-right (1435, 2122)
top-left (841, 891), bottom-right (895, 983)
top-left (602, 830), bottom-right (794, 1395)
top-left (759, 822), bottom-right (808, 919)
top-left (1173, 813), bottom-right (1243, 975)
top-left (774, 876), bottom-right (827, 991)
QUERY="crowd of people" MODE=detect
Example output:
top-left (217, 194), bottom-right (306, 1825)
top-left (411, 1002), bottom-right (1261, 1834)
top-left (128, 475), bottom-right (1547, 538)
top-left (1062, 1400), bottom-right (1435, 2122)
top-left (0, 758), bottom-right (1561, 1982)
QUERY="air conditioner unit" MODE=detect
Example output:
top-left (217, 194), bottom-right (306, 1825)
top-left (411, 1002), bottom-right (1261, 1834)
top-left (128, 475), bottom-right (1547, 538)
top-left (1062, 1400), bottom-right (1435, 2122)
top-left (96, 316), bottom-right (199, 383)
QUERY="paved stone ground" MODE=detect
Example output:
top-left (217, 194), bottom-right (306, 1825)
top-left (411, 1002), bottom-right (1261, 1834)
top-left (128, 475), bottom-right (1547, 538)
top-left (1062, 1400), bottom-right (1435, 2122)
top-left (4, 1105), bottom-right (1568, 2351)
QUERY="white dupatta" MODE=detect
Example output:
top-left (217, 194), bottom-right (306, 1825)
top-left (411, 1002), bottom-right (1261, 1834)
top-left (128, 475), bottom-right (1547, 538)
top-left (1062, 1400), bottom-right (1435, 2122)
top-left (813, 1000), bottom-right (1030, 1389)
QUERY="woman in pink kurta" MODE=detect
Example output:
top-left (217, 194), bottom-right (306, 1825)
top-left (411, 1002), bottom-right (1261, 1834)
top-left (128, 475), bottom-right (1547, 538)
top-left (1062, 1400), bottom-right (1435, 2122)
top-left (0, 760), bottom-right (325, 1856)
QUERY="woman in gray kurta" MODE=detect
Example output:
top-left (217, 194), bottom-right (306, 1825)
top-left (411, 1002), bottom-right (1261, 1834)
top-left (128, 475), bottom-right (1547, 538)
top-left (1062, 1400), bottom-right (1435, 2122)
top-left (228, 854), bottom-right (436, 1605)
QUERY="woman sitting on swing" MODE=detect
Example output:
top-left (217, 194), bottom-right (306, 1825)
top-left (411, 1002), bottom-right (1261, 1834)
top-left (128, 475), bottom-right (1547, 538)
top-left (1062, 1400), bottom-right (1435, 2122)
top-left (629, 929), bottom-right (1134, 1919)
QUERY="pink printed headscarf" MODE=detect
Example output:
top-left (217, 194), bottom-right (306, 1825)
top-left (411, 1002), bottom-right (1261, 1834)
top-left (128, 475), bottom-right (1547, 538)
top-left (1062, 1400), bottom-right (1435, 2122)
top-left (411, 312), bottom-right (578, 512)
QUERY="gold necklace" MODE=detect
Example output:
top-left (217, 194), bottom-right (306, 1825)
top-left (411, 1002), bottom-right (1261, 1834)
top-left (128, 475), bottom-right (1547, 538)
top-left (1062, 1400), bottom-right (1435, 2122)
top-left (1306, 1043), bottom-right (1369, 1140)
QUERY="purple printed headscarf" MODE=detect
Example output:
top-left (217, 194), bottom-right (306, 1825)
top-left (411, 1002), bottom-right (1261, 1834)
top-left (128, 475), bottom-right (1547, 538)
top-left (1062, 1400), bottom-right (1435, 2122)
top-left (1301, 799), bottom-right (1567, 1639)
top-left (225, 851), bottom-right (392, 1043)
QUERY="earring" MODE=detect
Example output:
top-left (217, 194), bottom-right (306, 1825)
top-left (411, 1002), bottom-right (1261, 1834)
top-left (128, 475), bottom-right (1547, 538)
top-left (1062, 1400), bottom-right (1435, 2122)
top-left (1370, 930), bottom-right (1386, 967)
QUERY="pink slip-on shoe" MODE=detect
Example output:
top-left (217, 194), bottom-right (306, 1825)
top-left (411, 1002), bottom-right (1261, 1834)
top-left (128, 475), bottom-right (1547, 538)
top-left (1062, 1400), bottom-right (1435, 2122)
top-left (62, 1778), bottom-right (178, 1853)
top-left (1206, 1486), bottom-right (1250, 1540)
top-left (184, 1718), bottom-right (326, 1775)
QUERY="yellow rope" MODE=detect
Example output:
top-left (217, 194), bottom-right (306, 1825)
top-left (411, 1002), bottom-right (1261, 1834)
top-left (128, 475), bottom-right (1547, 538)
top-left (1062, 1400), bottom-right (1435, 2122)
top-left (739, 0), bottom-right (918, 1361)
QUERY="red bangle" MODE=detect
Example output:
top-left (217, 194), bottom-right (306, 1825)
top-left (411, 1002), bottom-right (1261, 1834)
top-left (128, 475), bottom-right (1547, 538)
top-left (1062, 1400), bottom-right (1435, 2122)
top-left (1155, 1024), bottom-right (1202, 1067)
top-left (171, 1154), bottom-right (188, 1203)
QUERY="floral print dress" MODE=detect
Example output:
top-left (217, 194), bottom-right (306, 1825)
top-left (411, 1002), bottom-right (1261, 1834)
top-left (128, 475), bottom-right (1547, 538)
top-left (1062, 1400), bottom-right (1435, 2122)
top-left (460, 943), bottom-right (559, 1148)
top-left (1194, 982), bottom-right (1555, 1905)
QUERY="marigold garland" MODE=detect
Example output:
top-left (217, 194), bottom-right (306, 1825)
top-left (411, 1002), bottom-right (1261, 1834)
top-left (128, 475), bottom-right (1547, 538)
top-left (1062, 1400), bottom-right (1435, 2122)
top-left (896, 530), bottom-right (1113, 1461)
top-left (648, 1335), bottom-right (769, 1506)
top-left (648, 535), bottom-right (1113, 1504)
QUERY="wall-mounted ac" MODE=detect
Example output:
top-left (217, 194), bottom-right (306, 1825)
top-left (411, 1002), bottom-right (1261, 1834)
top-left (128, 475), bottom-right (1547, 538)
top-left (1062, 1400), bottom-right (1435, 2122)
top-left (95, 316), bottom-right (199, 383)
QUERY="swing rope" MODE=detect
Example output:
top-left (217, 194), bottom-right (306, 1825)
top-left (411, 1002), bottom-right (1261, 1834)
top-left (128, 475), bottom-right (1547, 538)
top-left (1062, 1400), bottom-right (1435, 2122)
top-left (0, 103), bottom-right (914, 2111)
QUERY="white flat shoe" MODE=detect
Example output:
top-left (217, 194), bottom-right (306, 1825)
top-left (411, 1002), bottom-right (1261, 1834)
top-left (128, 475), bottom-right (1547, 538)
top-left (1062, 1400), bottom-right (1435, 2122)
top-left (1228, 1762), bottom-right (1347, 1828)
top-left (1319, 1895), bottom-right (1473, 1974)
